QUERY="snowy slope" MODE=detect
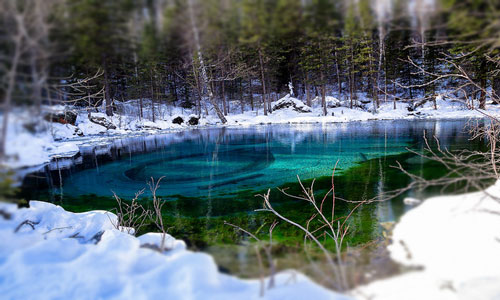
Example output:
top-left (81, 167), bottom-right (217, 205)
top-left (355, 181), bottom-right (500, 300)
top-left (0, 201), bottom-right (348, 300)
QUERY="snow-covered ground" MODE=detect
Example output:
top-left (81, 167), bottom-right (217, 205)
top-left (355, 181), bottom-right (500, 300)
top-left (3, 94), bottom-right (500, 169)
top-left (0, 201), bottom-right (347, 300)
top-left (1, 179), bottom-right (500, 299)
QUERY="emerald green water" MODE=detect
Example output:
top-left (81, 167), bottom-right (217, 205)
top-left (20, 119), bottom-right (488, 279)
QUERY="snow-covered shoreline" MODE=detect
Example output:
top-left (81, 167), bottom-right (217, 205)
top-left (2, 180), bottom-right (500, 299)
top-left (4, 95), bottom-right (500, 171)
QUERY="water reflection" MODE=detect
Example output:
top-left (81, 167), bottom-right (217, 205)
top-left (23, 120), bottom-right (479, 207)
top-left (18, 119), bottom-right (487, 279)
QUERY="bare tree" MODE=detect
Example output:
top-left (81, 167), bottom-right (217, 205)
top-left (0, 0), bottom-right (33, 160)
top-left (108, 189), bottom-right (151, 235)
top-left (228, 163), bottom-right (364, 292)
top-left (148, 176), bottom-right (168, 251)
top-left (0, 0), bottom-right (108, 163)
top-left (224, 220), bottom-right (278, 297)
top-left (186, 0), bottom-right (227, 124)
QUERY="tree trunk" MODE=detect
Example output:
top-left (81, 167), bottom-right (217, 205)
top-left (172, 73), bottom-right (179, 103)
top-left (479, 59), bottom-right (487, 110)
top-left (349, 41), bottom-right (354, 109)
top-left (227, 84), bottom-right (230, 114)
top-left (349, 68), bottom-right (354, 109)
top-left (377, 26), bottom-right (385, 108)
top-left (239, 79), bottom-right (244, 113)
top-left (320, 72), bottom-right (327, 116)
top-left (368, 44), bottom-right (378, 114)
top-left (305, 73), bottom-right (311, 107)
top-left (493, 76), bottom-right (500, 104)
top-left (187, 0), bottom-right (227, 123)
top-left (191, 59), bottom-right (202, 117)
top-left (102, 55), bottom-right (113, 117)
top-left (139, 85), bottom-right (144, 120)
top-left (221, 79), bottom-right (227, 116)
top-left (249, 76), bottom-right (254, 111)
top-left (393, 80), bottom-right (397, 110)
top-left (384, 48), bottom-right (389, 107)
top-left (409, 74), bottom-right (413, 100)
top-left (479, 80), bottom-right (487, 109)
top-left (258, 47), bottom-right (268, 116)
top-left (150, 72), bottom-right (156, 122)
top-left (334, 50), bottom-right (342, 98)
top-left (267, 78), bottom-right (272, 113)
top-left (0, 34), bottom-right (22, 160)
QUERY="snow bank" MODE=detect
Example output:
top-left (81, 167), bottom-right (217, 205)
top-left (2, 105), bottom-right (204, 169)
top-left (0, 201), bottom-right (348, 300)
top-left (2, 110), bottom-right (82, 169)
top-left (355, 181), bottom-right (500, 300)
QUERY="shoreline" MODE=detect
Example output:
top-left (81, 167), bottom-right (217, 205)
top-left (8, 113), bottom-right (493, 173)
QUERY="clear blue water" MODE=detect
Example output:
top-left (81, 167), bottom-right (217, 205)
top-left (20, 119), bottom-right (487, 279)
top-left (58, 125), bottom-right (413, 199)
top-left (23, 119), bottom-right (484, 217)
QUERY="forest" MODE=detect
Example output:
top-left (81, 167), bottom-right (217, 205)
top-left (2, 0), bottom-right (499, 126)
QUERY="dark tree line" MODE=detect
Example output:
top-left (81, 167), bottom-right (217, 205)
top-left (1, 0), bottom-right (500, 126)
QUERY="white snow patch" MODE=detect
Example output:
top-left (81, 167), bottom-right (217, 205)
top-left (355, 181), bottom-right (500, 300)
top-left (0, 201), bottom-right (349, 300)
top-left (271, 95), bottom-right (312, 112)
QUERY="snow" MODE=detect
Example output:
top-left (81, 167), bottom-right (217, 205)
top-left (311, 96), bottom-right (341, 108)
top-left (0, 201), bottom-right (348, 300)
top-left (355, 180), bottom-right (500, 300)
top-left (271, 94), bottom-right (312, 112)
top-left (4, 94), bottom-right (500, 170)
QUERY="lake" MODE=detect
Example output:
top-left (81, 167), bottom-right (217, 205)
top-left (19, 119), bottom-right (488, 283)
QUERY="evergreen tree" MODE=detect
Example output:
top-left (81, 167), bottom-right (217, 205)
top-left (68, 0), bottom-right (133, 116)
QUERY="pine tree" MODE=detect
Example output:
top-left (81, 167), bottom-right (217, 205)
top-left (68, 0), bottom-right (133, 116)
top-left (300, 0), bottom-right (338, 116)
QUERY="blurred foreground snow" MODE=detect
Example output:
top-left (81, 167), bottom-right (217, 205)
top-left (0, 201), bottom-right (347, 300)
top-left (355, 181), bottom-right (500, 299)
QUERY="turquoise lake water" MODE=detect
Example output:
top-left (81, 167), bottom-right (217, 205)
top-left (20, 119), bottom-right (487, 279)
top-left (27, 120), bottom-right (476, 201)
